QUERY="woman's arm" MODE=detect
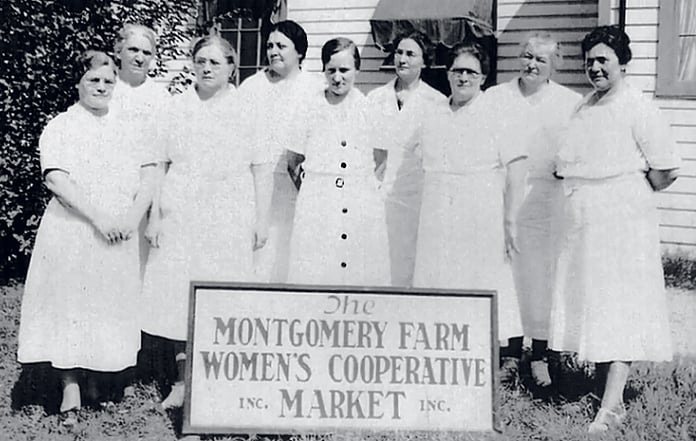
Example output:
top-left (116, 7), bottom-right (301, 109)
top-left (144, 162), bottom-right (166, 247)
top-left (251, 162), bottom-right (274, 251)
top-left (119, 163), bottom-right (158, 241)
top-left (503, 157), bottom-right (528, 260)
top-left (44, 170), bottom-right (120, 243)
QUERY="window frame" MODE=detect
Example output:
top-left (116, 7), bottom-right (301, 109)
top-left (656, 1), bottom-right (696, 99)
top-left (217, 16), bottom-right (265, 86)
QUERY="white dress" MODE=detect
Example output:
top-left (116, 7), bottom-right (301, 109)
top-left (141, 87), bottom-right (272, 341)
top-left (287, 88), bottom-right (390, 286)
top-left (238, 69), bottom-right (325, 283)
top-left (111, 78), bottom-right (171, 277)
top-left (549, 83), bottom-right (681, 362)
top-left (17, 104), bottom-right (150, 371)
top-left (368, 79), bottom-right (446, 287)
top-left (412, 93), bottom-right (525, 343)
top-left (485, 79), bottom-right (581, 341)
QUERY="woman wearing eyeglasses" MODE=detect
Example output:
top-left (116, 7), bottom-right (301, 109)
top-left (412, 42), bottom-right (526, 373)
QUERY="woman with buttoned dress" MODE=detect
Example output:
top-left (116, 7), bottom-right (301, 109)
top-left (238, 20), bottom-right (325, 283)
top-left (287, 37), bottom-right (390, 286)
top-left (485, 33), bottom-right (581, 386)
top-left (412, 42), bottom-right (525, 374)
top-left (141, 35), bottom-right (273, 409)
top-left (367, 31), bottom-right (446, 287)
top-left (549, 26), bottom-right (680, 433)
top-left (17, 51), bottom-right (157, 420)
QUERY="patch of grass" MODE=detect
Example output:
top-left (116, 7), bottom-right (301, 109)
top-left (2, 283), bottom-right (695, 441)
top-left (663, 254), bottom-right (696, 291)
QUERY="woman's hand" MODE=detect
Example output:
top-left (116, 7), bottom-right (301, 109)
top-left (504, 219), bottom-right (520, 262)
top-left (93, 213), bottom-right (123, 245)
top-left (253, 219), bottom-right (270, 251)
top-left (144, 217), bottom-right (162, 248)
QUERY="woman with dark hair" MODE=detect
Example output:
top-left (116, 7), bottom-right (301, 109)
top-left (367, 31), bottom-right (446, 287)
top-left (412, 42), bottom-right (525, 372)
top-left (17, 50), bottom-right (157, 419)
top-left (286, 37), bottom-right (390, 285)
top-left (141, 35), bottom-right (273, 409)
top-left (238, 20), bottom-right (325, 283)
top-left (485, 32), bottom-right (582, 386)
top-left (549, 25), bottom-right (680, 433)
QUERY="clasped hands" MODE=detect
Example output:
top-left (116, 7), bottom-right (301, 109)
top-left (94, 213), bottom-right (140, 245)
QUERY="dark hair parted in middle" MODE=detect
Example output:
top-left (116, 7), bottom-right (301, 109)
top-left (268, 20), bottom-right (309, 62)
top-left (393, 31), bottom-right (433, 67)
top-left (445, 42), bottom-right (490, 76)
top-left (74, 50), bottom-right (117, 83)
top-left (581, 25), bottom-right (632, 65)
top-left (321, 37), bottom-right (361, 71)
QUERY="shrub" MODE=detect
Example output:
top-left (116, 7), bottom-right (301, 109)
top-left (0, 0), bottom-right (197, 278)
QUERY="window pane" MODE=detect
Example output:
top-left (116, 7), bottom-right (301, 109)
top-left (240, 31), bottom-right (259, 67)
top-left (241, 17), bottom-right (260, 30)
top-left (678, 36), bottom-right (696, 81)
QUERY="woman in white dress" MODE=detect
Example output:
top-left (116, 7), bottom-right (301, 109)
top-left (17, 51), bottom-right (157, 417)
top-left (110, 24), bottom-right (171, 276)
top-left (412, 42), bottom-right (526, 376)
top-left (287, 37), bottom-right (390, 286)
top-left (485, 33), bottom-right (581, 386)
top-left (238, 20), bottom-right (325, 283)
top-left (142, 36), bottom-right (273, 409)
top-left (549, 26), bottom-right (680, 433)
top-left (368, 32), bottom-right (446, 287)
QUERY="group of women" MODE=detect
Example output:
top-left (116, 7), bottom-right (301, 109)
top-left (16, 20), bottom-right (680, 434)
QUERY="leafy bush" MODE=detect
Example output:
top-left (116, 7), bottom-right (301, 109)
top-left (0, 0), bottom-right (197, 279)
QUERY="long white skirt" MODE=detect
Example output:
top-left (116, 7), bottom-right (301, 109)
top-left (413, 172), bottom-right (523, 343)
top-left (512, 178), bottom-right (564, 340)
top-left (549, 174), bottom-right (673, 362)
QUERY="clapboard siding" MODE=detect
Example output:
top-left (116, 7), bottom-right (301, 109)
top-left (288, 0), bottom-right (390, 92)
top-left (603, 0), bottom-right (696, 250)
top-left (496, 0), bottom-right (597, 93)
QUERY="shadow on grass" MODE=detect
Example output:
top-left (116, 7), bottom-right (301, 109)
top-left (10, 362), bottom-right (62, 413)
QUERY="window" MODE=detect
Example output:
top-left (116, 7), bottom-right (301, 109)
top-left (656, 0), bottom-right (696, 98)
top-left (218, 16), bottom-right (264, 85)
top-left (197, 1), bottom-right (287, 85)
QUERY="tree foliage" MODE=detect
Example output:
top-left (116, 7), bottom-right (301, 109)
top-left (0, 0), bottom-right (197, 278)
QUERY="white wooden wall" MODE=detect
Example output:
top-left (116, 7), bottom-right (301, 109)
top-left (288, 0), bottom-right (390, 92)
top-left (496, 0), bottom-right (598, 94)
top-left (602, 0), bottom-right (696, 252)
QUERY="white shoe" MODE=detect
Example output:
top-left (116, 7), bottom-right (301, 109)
top-left (531, 360), bottom-right (552, 387)
top-left (588, 405), bottom-right (626, 434)
top-left (60, 382), bottom-right (81, 413)
top-left (161, 382), bottom-right (185, 409)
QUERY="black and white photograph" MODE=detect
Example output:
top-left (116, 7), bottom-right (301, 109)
top-left (1, 0), bottom-right (695, 440)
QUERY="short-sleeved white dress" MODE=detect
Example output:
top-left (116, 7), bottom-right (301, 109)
top-left (17, 103), bottom-right (150, 371)
top-left (412, 93), bottom-right (525, 343)
top-left (549, 83), bottom-right (681, 362)
top-left (238, 69), bottom-right (325, 283)
top-left (367, 79), bottom-right (447, 287)
top-left (111, 78), bottom-right (171, 276)
top-left (287, 88), bottom-right (390, 286)
top-left (141, 87), bottom-right (272, 341)
top-left (485, 79), bottom-right (581, 341)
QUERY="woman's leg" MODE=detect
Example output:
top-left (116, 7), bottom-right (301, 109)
top-left (162, 341), bottom-right (186, 409)
top-left (530, 338), bottom-right (552, 386)
top-left (589, 361), bottom-right (630, 433)
top-left (59, 369), bottom-right (81, 412)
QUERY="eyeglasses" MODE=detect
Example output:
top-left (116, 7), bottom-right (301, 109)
top-left (448, 68), bottom-right (482, 79)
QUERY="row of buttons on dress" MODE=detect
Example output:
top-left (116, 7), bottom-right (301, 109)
top-left (339, 139), bottom-right (348, 269)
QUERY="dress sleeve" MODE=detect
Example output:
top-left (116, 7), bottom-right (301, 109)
top-left (39, 115), bottom-right (73, 174)
top-left (492, 98), bottom-right (529, 165)
top-left (632, 96), bottom-right (682, 170)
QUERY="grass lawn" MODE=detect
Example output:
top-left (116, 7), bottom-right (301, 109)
top-left (1, 282), bottom-right (694, 441)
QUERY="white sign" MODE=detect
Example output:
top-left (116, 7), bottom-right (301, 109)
top-left (184, 283), bottom-right (498, 435)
